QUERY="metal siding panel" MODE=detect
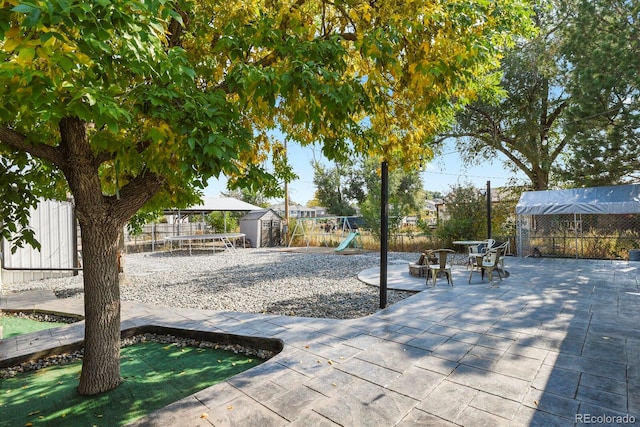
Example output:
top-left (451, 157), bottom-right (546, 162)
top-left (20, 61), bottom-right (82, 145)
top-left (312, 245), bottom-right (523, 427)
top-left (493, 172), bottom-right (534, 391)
top-left (1, 199), bottom-right (74, 285)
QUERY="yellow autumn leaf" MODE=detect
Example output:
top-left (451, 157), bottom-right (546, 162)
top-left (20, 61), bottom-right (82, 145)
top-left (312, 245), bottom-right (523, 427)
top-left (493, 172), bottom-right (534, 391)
top-left (3, 38), bottom-right (21, 52)
top-left (75, 52), bottom-right (92, 66)
top-left (17, 47), bottom-right (36, 64)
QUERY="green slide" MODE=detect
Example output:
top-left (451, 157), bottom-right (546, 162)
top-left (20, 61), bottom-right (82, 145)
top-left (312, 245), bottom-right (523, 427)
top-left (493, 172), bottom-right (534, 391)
top-left (335, 232), bottom-right (359, 252)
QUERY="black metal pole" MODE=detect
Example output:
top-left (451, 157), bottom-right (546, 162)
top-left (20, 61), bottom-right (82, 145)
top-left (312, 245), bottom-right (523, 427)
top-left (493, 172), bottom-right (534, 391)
top-left (380, 161), bottom-right (388, 308)
top-left (486, 180), bottom-right (492, 239)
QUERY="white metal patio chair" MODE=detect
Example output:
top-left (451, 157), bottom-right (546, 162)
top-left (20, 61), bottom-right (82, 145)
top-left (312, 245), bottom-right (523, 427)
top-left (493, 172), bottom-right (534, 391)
top-left (427, 249), bottom-right (455, 287)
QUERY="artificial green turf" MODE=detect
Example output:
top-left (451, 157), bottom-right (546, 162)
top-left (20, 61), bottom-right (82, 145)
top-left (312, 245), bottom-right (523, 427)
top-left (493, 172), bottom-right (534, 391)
top-left (0, 341), bottom-right (263, 426)
top-left (0, 315), bottom-right (67, 338)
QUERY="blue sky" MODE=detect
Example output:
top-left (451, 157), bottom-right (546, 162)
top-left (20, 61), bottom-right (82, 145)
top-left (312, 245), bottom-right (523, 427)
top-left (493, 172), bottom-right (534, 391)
top-left (205, 140), bottom-right (528, 204)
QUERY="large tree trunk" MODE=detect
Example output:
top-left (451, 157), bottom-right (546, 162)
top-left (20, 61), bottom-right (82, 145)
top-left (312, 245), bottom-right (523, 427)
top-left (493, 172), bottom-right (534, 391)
top-left (57, 117), bottom-right (165, 395)
top-left (532, 167), bottom-right (549, 191)
top-left (57, 117), bottom-right (125, 395)
top-left (77, 220), bottom-right (123, 395)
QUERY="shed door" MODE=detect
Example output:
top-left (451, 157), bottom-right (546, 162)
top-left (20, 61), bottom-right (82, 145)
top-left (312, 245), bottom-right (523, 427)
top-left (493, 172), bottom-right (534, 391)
top-left (261, 220), bottom-right (281, 247)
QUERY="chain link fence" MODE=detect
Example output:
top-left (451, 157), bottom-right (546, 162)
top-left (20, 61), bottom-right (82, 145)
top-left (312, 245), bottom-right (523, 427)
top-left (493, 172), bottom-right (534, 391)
top-left (517, 213), bottom-right (640, 260)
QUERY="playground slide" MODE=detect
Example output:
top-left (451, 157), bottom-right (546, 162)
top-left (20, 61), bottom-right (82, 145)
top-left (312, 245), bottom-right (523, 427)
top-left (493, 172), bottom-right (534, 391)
top-left (335, 232), bottom-right (359, 252)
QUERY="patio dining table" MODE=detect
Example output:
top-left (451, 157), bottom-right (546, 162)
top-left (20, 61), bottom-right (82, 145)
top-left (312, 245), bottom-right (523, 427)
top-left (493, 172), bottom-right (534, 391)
top-left (452, 240), bottom-right (486, 255)
top-left (452, 240), bottom-right (485, 248)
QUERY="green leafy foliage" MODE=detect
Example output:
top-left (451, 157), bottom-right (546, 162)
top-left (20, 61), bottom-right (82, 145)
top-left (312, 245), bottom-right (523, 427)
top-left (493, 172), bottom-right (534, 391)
top-left (558, 0), bottom-right (640, 187)
top-left (435, 183), bottom-right (487, 245)
top-left (312, 160), bottom-right (358, 216)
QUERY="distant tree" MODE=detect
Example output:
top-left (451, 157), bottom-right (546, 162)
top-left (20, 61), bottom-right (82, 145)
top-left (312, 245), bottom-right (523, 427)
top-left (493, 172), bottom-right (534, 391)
top-left (358, 158), bottom-right (425, 239)
top-left (206, 211), bottom-right (238, 232)
top-left (443, 0), bottom-right (640, 190)
top-left (306, 196), bottom-right (322, 208)
top-left (439, 2), bottom-right (569, 190)
top-left (424, 190), bottom-right (445, 200)
top-left (558, 0), bottom-right (640, 186)
top-left (312, 160), bottom-right (357, 216)
top-left (436, 184), bottom-right (487, 243)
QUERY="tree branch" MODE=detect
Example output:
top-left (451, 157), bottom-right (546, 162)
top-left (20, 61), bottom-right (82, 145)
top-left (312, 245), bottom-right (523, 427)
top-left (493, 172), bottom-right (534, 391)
top-left (0, 126), bottom-right (67, 168)
top-left (550, 134), bottom-right (570, 163)
top-left (544, 100), bottom-right (568, 130)
top-left (108, 171), bottom-right (166, 223)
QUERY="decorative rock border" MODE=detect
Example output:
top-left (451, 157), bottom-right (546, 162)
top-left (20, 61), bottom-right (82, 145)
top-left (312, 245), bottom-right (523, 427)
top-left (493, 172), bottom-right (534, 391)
top-left (1, 325), bottom-right (282, 379)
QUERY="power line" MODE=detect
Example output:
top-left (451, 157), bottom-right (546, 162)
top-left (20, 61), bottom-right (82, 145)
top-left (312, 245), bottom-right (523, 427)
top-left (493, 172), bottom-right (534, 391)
top-left (423, 170), bottom-right (518, 181)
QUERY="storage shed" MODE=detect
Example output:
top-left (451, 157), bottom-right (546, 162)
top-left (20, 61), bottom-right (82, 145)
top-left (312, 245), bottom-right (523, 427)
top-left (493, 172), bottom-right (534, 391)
top-left (516, 184), bottom-right (640, 259)
top-left (240, 209), bottom-right (283, 248)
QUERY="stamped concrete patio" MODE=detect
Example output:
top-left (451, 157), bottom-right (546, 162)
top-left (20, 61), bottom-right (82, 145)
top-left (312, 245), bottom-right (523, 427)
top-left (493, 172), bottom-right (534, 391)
top-left (2, 256), bottom-right (639, 426)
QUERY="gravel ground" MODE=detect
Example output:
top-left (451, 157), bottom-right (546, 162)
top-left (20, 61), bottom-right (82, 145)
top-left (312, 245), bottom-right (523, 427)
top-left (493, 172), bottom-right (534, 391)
top-left (3, 248), bottom-right (464, 319)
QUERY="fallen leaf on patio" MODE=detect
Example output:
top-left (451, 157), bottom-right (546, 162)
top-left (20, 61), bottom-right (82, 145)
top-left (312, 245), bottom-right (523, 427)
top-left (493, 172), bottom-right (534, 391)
top-left (200, 413), bottom-right (209, 419)
top-left (328, 360), bottom-right (333, 365)
top-left (227, 405), bottom-right (233, 410)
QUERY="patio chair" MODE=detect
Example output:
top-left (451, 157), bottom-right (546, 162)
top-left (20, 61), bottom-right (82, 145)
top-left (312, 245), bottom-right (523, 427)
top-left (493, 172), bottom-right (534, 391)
top-left (495, 241), bottom-right (509, 276)
top-left (468, 244), bottom-right (504, 286)
top-left (427, 249), bottom-right (455, 287)
top-left (467, 239), bottom-right (495, 269)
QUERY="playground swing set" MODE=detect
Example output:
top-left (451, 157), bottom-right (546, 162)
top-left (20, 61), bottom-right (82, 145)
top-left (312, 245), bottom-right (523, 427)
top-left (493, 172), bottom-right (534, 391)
top-left (288, 216), bottom-right (363, 252)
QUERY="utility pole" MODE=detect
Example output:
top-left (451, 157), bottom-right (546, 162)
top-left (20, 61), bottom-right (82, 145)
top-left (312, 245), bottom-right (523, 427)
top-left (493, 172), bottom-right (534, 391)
top-left (380, 161), bottom-right (388, 308)
top-left (284, 140), bottom-right (290, 246)
top-left (486, 180), bottom-right (492, 239)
